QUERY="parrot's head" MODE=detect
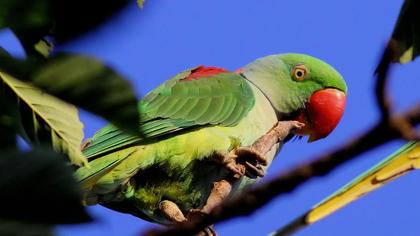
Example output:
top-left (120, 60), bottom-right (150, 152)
top-left (241, 53), bottom-right (347, 142)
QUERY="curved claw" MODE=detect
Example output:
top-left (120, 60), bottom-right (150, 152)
top-left (244, 161), bottom-right (265, 178)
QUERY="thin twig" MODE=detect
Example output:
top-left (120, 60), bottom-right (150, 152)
top-left (375, 43), bottom-right (392, 118)
top-left (375, 41), bottom-right (417, 140)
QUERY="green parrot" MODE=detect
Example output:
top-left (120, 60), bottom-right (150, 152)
top-left (75, 53), bottom-right (347, 232)
top-left (272, 140), bottom-right (420, 236)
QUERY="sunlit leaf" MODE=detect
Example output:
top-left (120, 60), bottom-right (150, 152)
top-left (0, 72), bottom-right (87, 166)
top-left (0, 148), bottom-right (91, 224)
top-left (391, 0), bottom-right (420, 63)
top-left (33, 38), bottom-right (53, 58)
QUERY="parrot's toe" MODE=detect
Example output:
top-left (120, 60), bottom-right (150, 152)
top-left (235, 147), bottom-right (268, 165)
top-left (158, 200), bottom-right (187, 223)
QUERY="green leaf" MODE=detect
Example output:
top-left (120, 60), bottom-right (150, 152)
top-left (0, 72), bottom-right (87, 166)
top-left (0, 148), bottom-right (92, 224)
top-left (391, 0), bottom-right (420, 63)
top-left (32, 54), bottom-right (140, 134)
top-left (0, 52), bottom-right (141, 135)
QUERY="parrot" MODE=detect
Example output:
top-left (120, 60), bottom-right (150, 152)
top-left (271, 140), bottom-right (420, 236)
top-left (75, 53), bottom-right (347, 234)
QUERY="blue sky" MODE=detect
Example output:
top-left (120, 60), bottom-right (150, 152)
top-left (2, 0), bottom-right (420, 235)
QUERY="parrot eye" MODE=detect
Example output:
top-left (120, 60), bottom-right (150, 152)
top-left (292, 64), bottom-right (308, 81)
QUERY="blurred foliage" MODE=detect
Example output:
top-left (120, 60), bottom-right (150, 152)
top-left (0, 0), bottom-right (145, 233)
top-left (0, 91), bottom-right (17, 150)
top-left (0, 220), bottom-right (53, 236)
top-left (0, 0), bottom-right (130, 43)
top-left (0, 149), bottom-right (91, 223)
top-left (391, 0), bottom-right (420, 63)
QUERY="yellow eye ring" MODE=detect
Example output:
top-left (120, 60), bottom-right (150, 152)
top-left (292, 65), bottom-right (308, 81)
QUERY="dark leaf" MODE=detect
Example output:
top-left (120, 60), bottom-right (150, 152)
top-left (0, 47), bottom-right (35, 79)
top-left (391, 0), bottom-right (420, 63)
top-left (32, 54), bottom-right (140, 134)
top-left (0, 92), bottom-right (17, 150)
top-left (0, 148), bottom-right (92, 224)
top-left (0, 220), bottom-right (54, 236)
top-left (0, 1), bottom-right (52, 32)
top-left (52, 0), bottom-right (129, 42)
top-left (0, 0), bottom-right (130, 43)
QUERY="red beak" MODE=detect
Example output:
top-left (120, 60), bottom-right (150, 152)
top-left (296, 88), bottom-right (346, 142)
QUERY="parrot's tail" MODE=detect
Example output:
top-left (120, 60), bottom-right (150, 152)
top-left (269, 140), bottom-right (420, 236)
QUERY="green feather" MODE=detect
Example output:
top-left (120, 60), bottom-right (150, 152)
top-left (83, 69), bottom-right (255, 159)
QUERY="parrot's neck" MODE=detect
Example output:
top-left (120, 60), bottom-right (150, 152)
top-left (239, 73), bottom-right (283, 120)
top-left (240, 55), bottom-right (318, 118)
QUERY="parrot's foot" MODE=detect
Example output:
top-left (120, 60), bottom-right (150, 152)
top-left (230, 147), bottom-right (267, 179)
top-left (158, 200), bottom-right (218, 236)
top-left (215, 121), bottom-right (304, 179)
top-left (214, 148), bottom-right (266, 179)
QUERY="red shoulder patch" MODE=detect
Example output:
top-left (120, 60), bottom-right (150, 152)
top-left (181, 65), bottom-right (229, 81)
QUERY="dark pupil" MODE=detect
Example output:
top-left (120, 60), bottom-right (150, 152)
top-left (296, 71), bottom-right (303, 77)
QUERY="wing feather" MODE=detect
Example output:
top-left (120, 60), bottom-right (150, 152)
top-left (83, 69), bottom-right (255, 159)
